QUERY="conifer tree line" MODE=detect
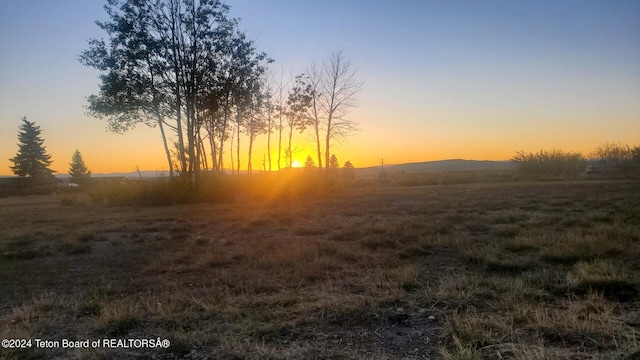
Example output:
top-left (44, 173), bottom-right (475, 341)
top-left (9, 117), bottom-right (92, 184)
top-left (80, 0), bottom-right (363, 181)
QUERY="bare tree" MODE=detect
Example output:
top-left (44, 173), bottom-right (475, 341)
top-left (305, 63), bottom-right (324, 169)
top-left (274, 70), bottom-right (288, 171)
top-left (263, 73), bottom-right (276, 171)
top-left (590, 141), bottom-right (637, 173)
top-left (321, 50), bottom-right (363, 170)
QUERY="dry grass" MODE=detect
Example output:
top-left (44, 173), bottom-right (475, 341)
top-left (0, 178), bottom-right (639, 359)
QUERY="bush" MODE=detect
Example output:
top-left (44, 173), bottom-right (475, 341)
top-left (513, 149), bottom-right (587, 177)
top-left (589, 142), bottom-right (639, 175)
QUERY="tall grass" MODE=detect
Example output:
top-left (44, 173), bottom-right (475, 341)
top-left (89, 171), bottom-right (343, 206)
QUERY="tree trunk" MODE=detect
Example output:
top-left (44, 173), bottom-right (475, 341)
top-left (315, 125), bottom-right (323, 169)
top-left (325, 115), bottom-right (332, 171)
top-left (156, 112), bottom-right (174, 177)
top-left (248, 136), bottom-right (254, 174)
top-left (267, 111), bottom-right (272, 171)
top-left (230, 128), bottom-right (235, 173)
top-left (288, 125), bottom-right (293, 168)
top-left (277, 116), bottom-right (283, 170)
top-left (217, 95), bottom-right (230, 171)
top-left (208, 119), bottom-right (217, 172)
top-left (236, 112), bottom-right (241, 174)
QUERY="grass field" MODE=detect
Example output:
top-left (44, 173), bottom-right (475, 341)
top-left (1, 178), bottom-right (639, 359)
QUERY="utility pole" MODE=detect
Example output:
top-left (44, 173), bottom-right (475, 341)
top-left (381, 158), bottom-right (384, 169)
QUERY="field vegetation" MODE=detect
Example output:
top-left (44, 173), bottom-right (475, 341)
top-left (1, 172), bottom-right (639, 359)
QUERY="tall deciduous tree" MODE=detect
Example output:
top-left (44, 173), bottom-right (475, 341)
top-left (80, 0), bottom-right (176, 176)
top-left (285, 74), bottom-right (312, 168)
top-left (69, 149), bottom-right (92, 185)
top-left (274, 70), bottom-right (287, 171)
top-left (305, 63), bottom-right (324, 169)
top-left (10, 117), bottom-right (54, 178)
top-left (320, 51), bottom-right (363, 170)
top-left (262, 73), bottom-right (276, 172)
top-left (81, 0), bottom-right (268, 180)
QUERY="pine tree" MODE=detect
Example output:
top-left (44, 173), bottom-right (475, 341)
top-left (305, 155), bottom-right (316, 168)
top-left (69, 149), bottom-right (91, 185)
top-left (329, 154), bottom-right (340, 169)
top-left (343, 160), bottom-right (355, 179)
top-left (10, 117), bottom-right (54, 178)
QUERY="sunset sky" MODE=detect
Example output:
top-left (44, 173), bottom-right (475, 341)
top-left (1, 0), bottom-right (638, 175)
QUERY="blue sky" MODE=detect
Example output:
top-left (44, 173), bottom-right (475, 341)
top-left (1, 0), bottom-right (639, 174)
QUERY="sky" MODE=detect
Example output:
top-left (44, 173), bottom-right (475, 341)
top-left (1, 0), bottom-right (639, 175)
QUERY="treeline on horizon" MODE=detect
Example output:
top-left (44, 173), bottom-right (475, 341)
top-left (3, 137), bottom-right (640, 204)
top-left (79, 0), bottom-right (362, 181)
top-left (512, 142), bottom-right (640, 178)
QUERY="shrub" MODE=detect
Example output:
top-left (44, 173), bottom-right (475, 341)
top-left (513, 149), bottom-right (587, 177)
top-left (589, 141), bottom-right (639, 175)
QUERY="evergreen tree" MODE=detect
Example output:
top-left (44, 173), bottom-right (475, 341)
top-left (305, 155), bottom-right (316, 168)
top-left (329, 154), bottom-right (340, 169)
top-left (69, 149), bottom-right (91, 185)
top-left (10, 117), bottom-right (54, 178)
top-left (343, 160), bottom-right (355, 179)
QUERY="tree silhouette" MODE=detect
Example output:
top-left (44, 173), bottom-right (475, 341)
top-left (304, 63), bottom-right (324, 168)
top-left (10, 117), bottom-right (54, 178)
top-left (343, 160), bottom-right (355, 179)
top-left (329, 154), bottom-right (340, 169)
top-left (305, 155), bottom-right (316, 168)
top-left (81, 0), bottom-right (269, 180)
top-left (69, 149), bottom-right (91, 185)
top-left (285, 74), bottom-right (313, 168)
top-left (321, 51), bottom-right (363, 171)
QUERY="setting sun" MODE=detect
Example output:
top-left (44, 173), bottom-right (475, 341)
top-left (291, 160), bottom-right (303, 168)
